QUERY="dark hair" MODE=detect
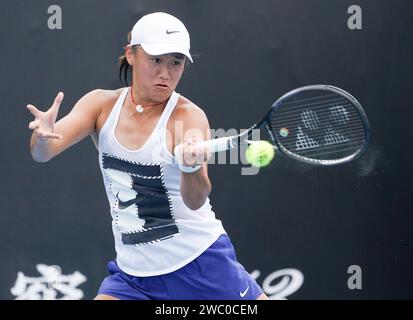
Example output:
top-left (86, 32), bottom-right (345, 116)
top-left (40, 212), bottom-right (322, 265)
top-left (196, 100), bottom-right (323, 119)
top-left (118, 32), bottom-right (137, 86)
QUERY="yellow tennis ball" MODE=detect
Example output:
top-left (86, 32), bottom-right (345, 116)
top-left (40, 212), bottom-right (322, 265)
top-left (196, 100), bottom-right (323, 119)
top-left (245, 141), bottom-right (275, 168)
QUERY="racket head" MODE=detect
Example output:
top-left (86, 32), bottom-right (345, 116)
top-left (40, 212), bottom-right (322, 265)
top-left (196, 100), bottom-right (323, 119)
top-left (264, 85), bottom-right (370, 165)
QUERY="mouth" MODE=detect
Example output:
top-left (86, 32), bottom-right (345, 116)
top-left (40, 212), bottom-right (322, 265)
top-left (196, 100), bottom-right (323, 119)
top-left (154, 84), bottom-right (169, 89)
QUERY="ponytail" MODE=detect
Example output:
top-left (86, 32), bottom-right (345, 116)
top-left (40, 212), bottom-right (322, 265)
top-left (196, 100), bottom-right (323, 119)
top-left (118, 32), bottom-right (135, 86)
top-left (118, 54), bottom-right (130, 86)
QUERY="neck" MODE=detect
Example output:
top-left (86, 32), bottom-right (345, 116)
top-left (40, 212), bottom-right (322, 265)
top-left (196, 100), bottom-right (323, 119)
top-left (129, 85), bottom-right (168, 115)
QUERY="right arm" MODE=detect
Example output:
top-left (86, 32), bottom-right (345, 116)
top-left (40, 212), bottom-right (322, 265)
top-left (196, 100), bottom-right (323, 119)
top-left (27, 90), bottom-right (103, 162)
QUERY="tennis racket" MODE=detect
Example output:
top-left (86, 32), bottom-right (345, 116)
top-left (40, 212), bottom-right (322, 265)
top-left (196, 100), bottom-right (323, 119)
top-left (192, 85), bottom-right (370, 166)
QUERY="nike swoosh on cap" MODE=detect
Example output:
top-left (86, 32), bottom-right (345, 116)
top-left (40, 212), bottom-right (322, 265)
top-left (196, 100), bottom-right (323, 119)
top-left (166, 30), bottom-right (180, 34)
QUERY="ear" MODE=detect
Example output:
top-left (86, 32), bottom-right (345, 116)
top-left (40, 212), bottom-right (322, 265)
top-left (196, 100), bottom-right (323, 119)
top-left (125, 45), bottom-right (136, 66)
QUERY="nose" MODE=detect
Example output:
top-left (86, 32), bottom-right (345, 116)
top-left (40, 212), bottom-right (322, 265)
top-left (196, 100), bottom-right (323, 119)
top-left (158, 64), bottom-right (170, 80)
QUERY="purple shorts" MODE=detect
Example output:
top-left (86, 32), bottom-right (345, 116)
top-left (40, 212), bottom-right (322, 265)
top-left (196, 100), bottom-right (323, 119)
top-left (98, 233), bottom-right (263, 300)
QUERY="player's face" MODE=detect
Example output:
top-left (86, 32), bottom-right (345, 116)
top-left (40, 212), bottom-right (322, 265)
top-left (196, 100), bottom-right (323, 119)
top-left (132, 46), bottom-right (186, 104)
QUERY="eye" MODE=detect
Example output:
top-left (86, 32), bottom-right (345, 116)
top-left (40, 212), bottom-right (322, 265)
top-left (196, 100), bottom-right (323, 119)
top-left (172, 60), bottom-right (182, 66)
top-left (151, 57), bottom-right (161, 63)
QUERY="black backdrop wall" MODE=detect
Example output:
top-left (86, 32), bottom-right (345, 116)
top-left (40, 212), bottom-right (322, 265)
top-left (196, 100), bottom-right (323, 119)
top-left (0, 0), bottom-right (412, 299)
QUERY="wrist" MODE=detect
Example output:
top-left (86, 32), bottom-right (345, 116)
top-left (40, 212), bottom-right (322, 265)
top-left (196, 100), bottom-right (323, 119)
top-left (179, 163), bottom-right (202, 173)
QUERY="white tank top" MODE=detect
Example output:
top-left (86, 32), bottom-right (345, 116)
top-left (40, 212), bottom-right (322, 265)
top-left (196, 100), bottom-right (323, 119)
top-left (97, 88), bottom-right (226, 276)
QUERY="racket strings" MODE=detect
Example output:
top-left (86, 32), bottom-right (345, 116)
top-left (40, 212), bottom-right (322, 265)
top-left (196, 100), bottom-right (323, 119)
top-left (272, 126), bottom-right (367, 140)
top-left (274, 99), bottom-right (356, 120)
top-left (268, 92), bottom-right (368, 161)
top-left (274, 110), bottom-right (362, 127)
top-left (280, 96), bottom-right (349, 111)
top-left (280, 92), bottom-right (338, 105)
top-left (277, 101), bottom-right (357, 117)
top-left (286, 140), bottom-right (365, 160)
top-left (296, 141), bottom-right (365, 155)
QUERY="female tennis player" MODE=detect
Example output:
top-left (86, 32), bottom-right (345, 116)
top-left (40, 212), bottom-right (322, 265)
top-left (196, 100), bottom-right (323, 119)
top-left (27, 12), bottom-right (267, 300)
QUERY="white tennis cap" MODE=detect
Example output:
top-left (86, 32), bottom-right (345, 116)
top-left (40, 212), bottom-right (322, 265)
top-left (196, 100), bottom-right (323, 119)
top-left (130, 12), bottom-right (193, 63)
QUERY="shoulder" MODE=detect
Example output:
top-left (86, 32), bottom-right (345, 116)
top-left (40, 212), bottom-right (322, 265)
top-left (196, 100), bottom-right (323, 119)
top-left (79, 88), bottom-right (126, 133)
top-left (166, 95), bottom-right (211, 146)
top-left (81, 87), bottom-right (126, 110)
top-left (171, 95), bottom-right (209, 124)
top-left (73, 88), bottom-right (126, 123)
top-left (168, 95), bottom-right (211, 143)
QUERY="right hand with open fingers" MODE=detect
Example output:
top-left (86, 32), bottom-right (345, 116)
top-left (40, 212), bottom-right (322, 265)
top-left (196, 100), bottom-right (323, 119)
top-left (27, 92), bottom-right (64, 141)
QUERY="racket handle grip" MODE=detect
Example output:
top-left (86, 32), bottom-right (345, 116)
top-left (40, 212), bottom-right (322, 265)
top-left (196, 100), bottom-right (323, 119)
top-left (196, 136), bottom-right (235, 153)
top-left (174, 137), bottom-right (236, 165)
